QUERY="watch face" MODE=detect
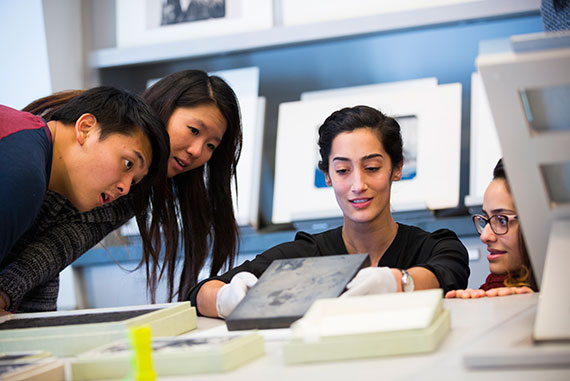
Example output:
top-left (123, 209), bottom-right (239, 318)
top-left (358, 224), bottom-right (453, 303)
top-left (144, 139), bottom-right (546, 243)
top-left (401, 270), bottom-right (414, 292)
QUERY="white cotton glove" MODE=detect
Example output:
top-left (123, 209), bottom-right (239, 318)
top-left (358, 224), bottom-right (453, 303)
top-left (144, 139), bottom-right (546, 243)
top-left (341, 267), bottom-right (397, 297)
top-left (216, 272), bottom-right (258, 319)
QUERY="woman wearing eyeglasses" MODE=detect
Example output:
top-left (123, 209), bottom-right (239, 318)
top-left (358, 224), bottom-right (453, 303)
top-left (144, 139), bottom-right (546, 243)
top-left (446, 158), bottom-right (538, 299)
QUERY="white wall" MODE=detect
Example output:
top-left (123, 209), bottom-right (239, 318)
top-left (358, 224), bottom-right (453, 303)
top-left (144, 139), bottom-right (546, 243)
top-left (0, 1), bottom-right (86, 310)
top-left (0, 0), bottom-right (85, 111)
top-left (0, 0), bottom-right (52, 109)
top-left (43, 0), bottom-right (84, 92)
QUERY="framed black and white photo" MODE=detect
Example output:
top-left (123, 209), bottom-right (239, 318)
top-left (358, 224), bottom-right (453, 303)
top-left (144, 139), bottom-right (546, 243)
top-left (160, 0), bottom-right (226, 26)
top-left (116, 0), bottom-right (273, 47)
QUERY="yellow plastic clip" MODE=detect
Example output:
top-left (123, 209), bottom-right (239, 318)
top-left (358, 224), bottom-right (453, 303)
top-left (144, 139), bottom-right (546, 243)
top-left (125, 325), bottom-right (156, 381)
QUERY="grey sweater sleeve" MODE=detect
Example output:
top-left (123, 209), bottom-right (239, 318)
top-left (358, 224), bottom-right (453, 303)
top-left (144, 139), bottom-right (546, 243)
top-left (16, 276), bottom-right (61, 312)
top-left (0, 192), bottom-right (135, 311)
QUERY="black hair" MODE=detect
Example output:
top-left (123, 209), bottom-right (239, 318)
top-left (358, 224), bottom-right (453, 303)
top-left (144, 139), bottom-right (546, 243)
top-left (142, 70), bottom-right (242, 301)
top-left (22, 90), bottom-right (85, 120)
top-left (49, 86), bottom-right (170, 206)
top-left (317, 105), bottom-right (403, 174)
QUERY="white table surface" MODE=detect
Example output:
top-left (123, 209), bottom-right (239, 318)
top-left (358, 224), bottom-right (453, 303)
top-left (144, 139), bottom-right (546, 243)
top-left (157, 293), bottom-right (569, 381)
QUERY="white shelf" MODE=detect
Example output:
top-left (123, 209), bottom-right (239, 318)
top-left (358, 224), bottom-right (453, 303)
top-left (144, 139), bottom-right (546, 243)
top-left (89, 0), bottom-right (539, 69)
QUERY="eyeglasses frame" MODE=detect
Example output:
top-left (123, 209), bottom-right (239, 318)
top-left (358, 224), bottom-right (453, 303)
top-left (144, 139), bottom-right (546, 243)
top-left (472, 214), bottom-right (518, 236)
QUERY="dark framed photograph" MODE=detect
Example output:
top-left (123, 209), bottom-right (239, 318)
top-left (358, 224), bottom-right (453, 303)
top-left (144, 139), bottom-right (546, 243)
top-left (116, 0), bottom-right (273, 47)
top-left (161, 0), bottom-right (226, 26)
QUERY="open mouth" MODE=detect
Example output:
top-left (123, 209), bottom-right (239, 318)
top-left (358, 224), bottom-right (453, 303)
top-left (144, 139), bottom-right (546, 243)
top-left (487, 250), bottom-right (506, 261)
top-left (100, 192), bottom-right (111, 205)
top-left (174, 157), bottom-right (188, 169)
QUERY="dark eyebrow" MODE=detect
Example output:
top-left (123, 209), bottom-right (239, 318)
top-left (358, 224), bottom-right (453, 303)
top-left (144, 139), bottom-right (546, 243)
top-left (133, 150), bottom-right (145, 169)
top-left (332, 153), bottom-right (384, 163)
top-left (362, 153), bottom-right (383, 161)
top-left (481, 207), bottom-right (517, 216)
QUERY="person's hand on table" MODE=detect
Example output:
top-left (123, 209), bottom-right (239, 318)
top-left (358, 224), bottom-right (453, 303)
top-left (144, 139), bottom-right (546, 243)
top-left (485, 286), bottom-right (533, 297)
top-left (445, 288), bottom-right (486, 299)
top-left (446, 286), bottom-right (533, 298)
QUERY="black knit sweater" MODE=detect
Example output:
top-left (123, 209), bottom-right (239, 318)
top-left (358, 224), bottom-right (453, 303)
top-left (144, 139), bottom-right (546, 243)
top-left (0, 191), bottom-right (134, 312)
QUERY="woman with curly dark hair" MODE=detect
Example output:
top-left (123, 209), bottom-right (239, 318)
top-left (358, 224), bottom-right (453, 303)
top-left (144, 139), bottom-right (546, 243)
top-left (446, 158), bottom-right (538, 299)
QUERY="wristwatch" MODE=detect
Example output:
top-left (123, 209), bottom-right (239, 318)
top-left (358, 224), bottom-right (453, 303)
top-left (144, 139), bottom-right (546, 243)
top-left (400, 269), bottom-right (414, 292)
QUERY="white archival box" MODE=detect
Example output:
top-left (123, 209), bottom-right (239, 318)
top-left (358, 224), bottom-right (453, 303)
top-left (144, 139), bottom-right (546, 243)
top-left (248, 96), bottom-right (266, 229)
top-left (273, 82), bottom-right (462, 224)
top-left (213, 67), bottom-right (264, 227)
top-left (300, 77), bottom-right (438, 101)
top-left (465, 72), bottom-right (502, 206)
top-left (290, 289), bottom-right (444, 340)
top-left (473, 31), bottom-right (570, 367)
top-left (282, 289), bottom-right (451, 364)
